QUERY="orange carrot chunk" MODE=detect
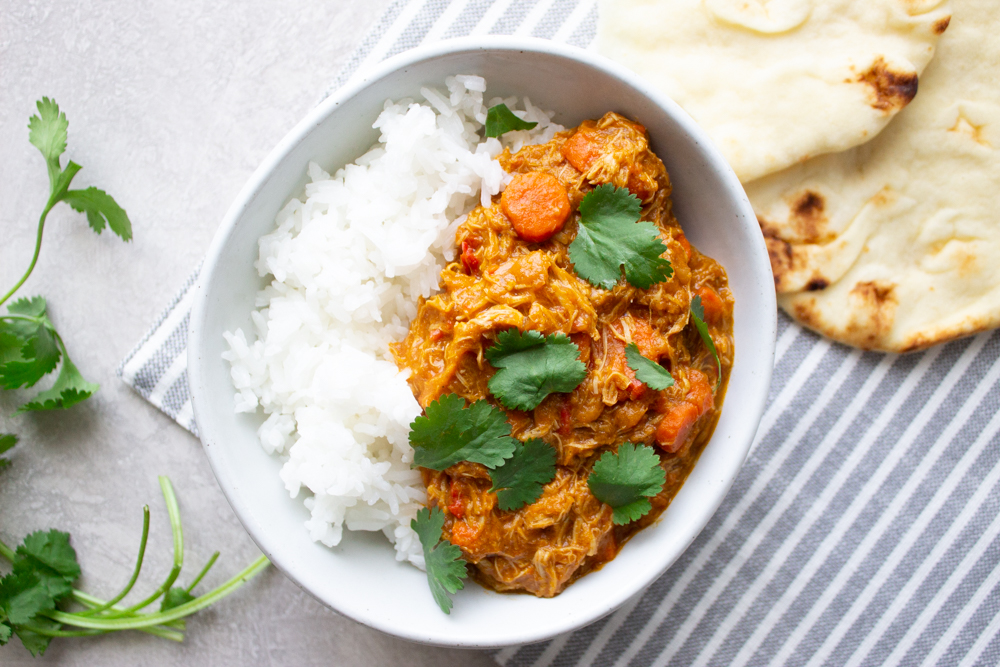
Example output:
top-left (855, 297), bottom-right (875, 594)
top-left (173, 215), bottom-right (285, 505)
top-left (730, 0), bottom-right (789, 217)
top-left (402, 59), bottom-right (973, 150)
top-left (654, 402), bottom-right (700, 454)
top-left (695, 285), bottom-right (727, 326)
top-left (561, 129), bottom-right (603, 173)
top-left (654, 370), bottom-right (714, 453)
top-left (501, 172), bottom-right (571, 243)
top-left (686, 369), bottom-right (715, 413)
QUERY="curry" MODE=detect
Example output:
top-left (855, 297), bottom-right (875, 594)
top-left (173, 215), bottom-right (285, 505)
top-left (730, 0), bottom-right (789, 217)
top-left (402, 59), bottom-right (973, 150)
top-left (392, 112), bottom-right (734, 598)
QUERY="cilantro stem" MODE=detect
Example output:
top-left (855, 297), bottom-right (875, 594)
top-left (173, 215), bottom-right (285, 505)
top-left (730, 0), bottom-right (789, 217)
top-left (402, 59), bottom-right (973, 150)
top-left (18, 621), bottom-right (184, 643)
top-left (101, 477), bottom-right (184, 617)
top-left (73, 505), bottom-right (150, 616)
top-left (70, 591), bottom-right (186, 630)
top-left (43, 555), bottom-right (270, 632)
top-left (0, 538), bottom-right (14, 561)
top-left (0, 204), bottom-right (54, 309)
top-left (0, 534), bottom-right (185, 641)
top-left (186, 551), bottom-right (220, 594)
top-left (0, 314), bottom-right (48, 327)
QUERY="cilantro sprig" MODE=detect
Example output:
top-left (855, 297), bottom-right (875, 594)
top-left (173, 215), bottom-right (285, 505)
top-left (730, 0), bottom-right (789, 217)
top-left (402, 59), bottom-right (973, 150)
top-left (568, 184), bottom-right (672, 290)
top-left (412, 507), bottom-right (468, 614)
top-left (0, 98), bottom-right (132, 422)
top-left (690, 296), bottom-right (722, 389)
top-left (409, 394), bottom-right (517, 470)
top-left (0, 477), bottom-right (268, 656)
top-left (485, 103), bottom-right (538, 138)
top-left (587, 443), bottom-right (666, 525)
top-left (485, 330), bottom-right (587, 411)
top-left (1, 297), bottom-right (99, 413)
top-left (488, 438), bottom-right (557, 511)
top-left (625, 343), bottom-right (674, 391)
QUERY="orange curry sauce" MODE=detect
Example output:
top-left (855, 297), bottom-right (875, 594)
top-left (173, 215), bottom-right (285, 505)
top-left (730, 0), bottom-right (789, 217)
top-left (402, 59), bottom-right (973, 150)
top-left (391, 112), bottom-right (734, 597)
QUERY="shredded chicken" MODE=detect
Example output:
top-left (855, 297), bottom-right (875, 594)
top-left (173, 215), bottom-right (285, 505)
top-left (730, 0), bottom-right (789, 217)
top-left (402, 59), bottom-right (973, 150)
top-left (391, 112), bottom-right (734, 597)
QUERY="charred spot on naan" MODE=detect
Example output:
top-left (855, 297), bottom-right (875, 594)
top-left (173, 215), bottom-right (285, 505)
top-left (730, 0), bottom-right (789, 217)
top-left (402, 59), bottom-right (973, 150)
top-left (845, 281), bottom-right (899, 349)
top-left (757, 190), bottom-right (832, 245)
top-left (790, 280), bottom-right (898, 350)
top-left (788, 190), bottom-right (833, 243)
top-left (856, 57), bottom-right (919, 114)
top-left (933, 16), bottom-right (951, 36)
top-left (759, 217), bottom-right (831, 293)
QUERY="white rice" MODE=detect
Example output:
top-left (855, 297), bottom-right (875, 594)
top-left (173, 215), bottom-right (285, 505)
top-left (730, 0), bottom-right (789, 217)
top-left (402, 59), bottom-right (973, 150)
top-left (223, 76), bottom-right (563, 567)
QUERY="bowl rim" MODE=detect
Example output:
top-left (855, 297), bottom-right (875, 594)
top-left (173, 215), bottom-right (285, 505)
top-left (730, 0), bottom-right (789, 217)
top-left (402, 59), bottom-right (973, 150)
top-left (189, 34), bottom-right (777, 647)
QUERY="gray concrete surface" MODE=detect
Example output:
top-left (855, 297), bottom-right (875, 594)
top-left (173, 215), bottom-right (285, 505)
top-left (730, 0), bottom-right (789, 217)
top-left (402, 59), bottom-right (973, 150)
top-left (0, 2), bottom-right (498, 665)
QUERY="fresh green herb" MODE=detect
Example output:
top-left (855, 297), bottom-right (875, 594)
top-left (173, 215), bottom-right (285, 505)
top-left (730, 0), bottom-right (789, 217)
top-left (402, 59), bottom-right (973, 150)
top-left (485, 330), bottom-right (587, 411)
top-left (412, 507), bottom-right (467, 614)
top-left (690, 296), bottom-right (722, 389)
top-left (409, 394), bottom-right (517, 470)
top-left (587, 443), bottom-right (666, 525)
top-left (625, 343), bottom-right (674, 391)
top-left (0, 98), bottom-right (132, 417)
top-left (0, 297), bottom-right (99, 414)
top-left (488, 438), bottom-right (557, 511)
top-left (0, 434), bottom-right (17, 471)
top-left (485, 103), bottom-right (538, 138)
top-left (568, 184), bottom-right (672, 290)
top-left (0, 477), bottom-right (268, 656)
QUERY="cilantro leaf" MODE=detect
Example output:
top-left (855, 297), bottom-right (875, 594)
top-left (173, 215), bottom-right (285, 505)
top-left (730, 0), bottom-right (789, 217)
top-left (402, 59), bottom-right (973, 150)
top-left (160, 586), bottom-right (196, 612)
top-left (16, 354), bottom-right (99, 413)
top-left (0, 570), bottom-right (55, 625)
top-left (7, 296), bottom-right (48, 319)
top-left (625, 343), bottom-right (674, 391)
top-left (691, 296), bottom-right (722, 389)
top-left (0, 312), bottom-right (60, 390)
top-left (0, 433), bottom-right (18, 455)
top-left (485, 330), bottom-right (587, 411)
top-left (409, 394), bottom-right (517, 470)
top-left (0, 621), bottom-right (11, 645)
top-left (16, 530), bottom-right (81, 589)
top-left (412, 507), bottom-right (468, 614)
top-left (568, 184), bottom-right (673, 289)
top-left (489, 438), bottom-right (557, 511)
top-left (63, 187), bottom-right (132, 241)
top-left (587, 442), bottom-right (666, 525)
top-left (14, 617), bottom-right (60, 656)
top-left (28, 98), bottom-right (68, 187)
top-left (485, 103), bottom-right (538, 138)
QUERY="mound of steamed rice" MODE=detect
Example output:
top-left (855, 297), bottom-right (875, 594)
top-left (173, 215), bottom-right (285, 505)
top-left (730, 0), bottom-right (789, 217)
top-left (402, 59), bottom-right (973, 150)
top-left (223, 76), bottom-right (562, 567)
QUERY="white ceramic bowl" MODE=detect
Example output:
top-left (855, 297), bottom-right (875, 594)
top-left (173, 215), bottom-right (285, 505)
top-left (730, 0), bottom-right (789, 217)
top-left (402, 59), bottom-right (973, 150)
top-left (188, 36), bottom-right (776, 648)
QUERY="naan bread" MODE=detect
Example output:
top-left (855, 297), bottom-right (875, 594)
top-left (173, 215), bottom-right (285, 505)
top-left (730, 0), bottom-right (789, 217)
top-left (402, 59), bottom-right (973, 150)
top-left (596, 0), bottom-right (953, 182)
top-left (749, 0), bottom-right (1000, 351)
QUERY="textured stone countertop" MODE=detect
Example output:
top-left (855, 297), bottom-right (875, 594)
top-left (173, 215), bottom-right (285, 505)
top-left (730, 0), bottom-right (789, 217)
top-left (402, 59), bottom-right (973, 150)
top-left (0, 2), bottom-right (496, 665)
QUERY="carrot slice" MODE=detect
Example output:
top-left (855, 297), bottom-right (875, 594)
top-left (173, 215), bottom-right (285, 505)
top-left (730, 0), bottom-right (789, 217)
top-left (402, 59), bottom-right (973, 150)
top-left (654, 402), bottom-right (701, 454)
top-left (501, 172), bottom-right (571, 243)
top-left (654, 370), bottom-right (714, 453)
top-left (562, 129), bottom-right (603, 172)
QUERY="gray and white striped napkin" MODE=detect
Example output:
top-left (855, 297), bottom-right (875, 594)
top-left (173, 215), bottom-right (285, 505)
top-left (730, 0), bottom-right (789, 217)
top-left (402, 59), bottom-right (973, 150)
top-left (118, 1), bottom-right (1000, 664)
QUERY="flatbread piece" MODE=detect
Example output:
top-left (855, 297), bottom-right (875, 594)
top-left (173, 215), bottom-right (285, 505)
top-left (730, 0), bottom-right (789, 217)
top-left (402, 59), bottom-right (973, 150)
top-left (596, 0), bottom-right (953, 182)
top-left (749, 0), bottom-right (999, 351)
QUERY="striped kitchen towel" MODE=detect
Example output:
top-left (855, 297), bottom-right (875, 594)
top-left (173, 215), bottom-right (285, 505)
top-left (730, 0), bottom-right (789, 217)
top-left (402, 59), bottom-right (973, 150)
top-left (119, 1), bottom-right (1000, 665)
